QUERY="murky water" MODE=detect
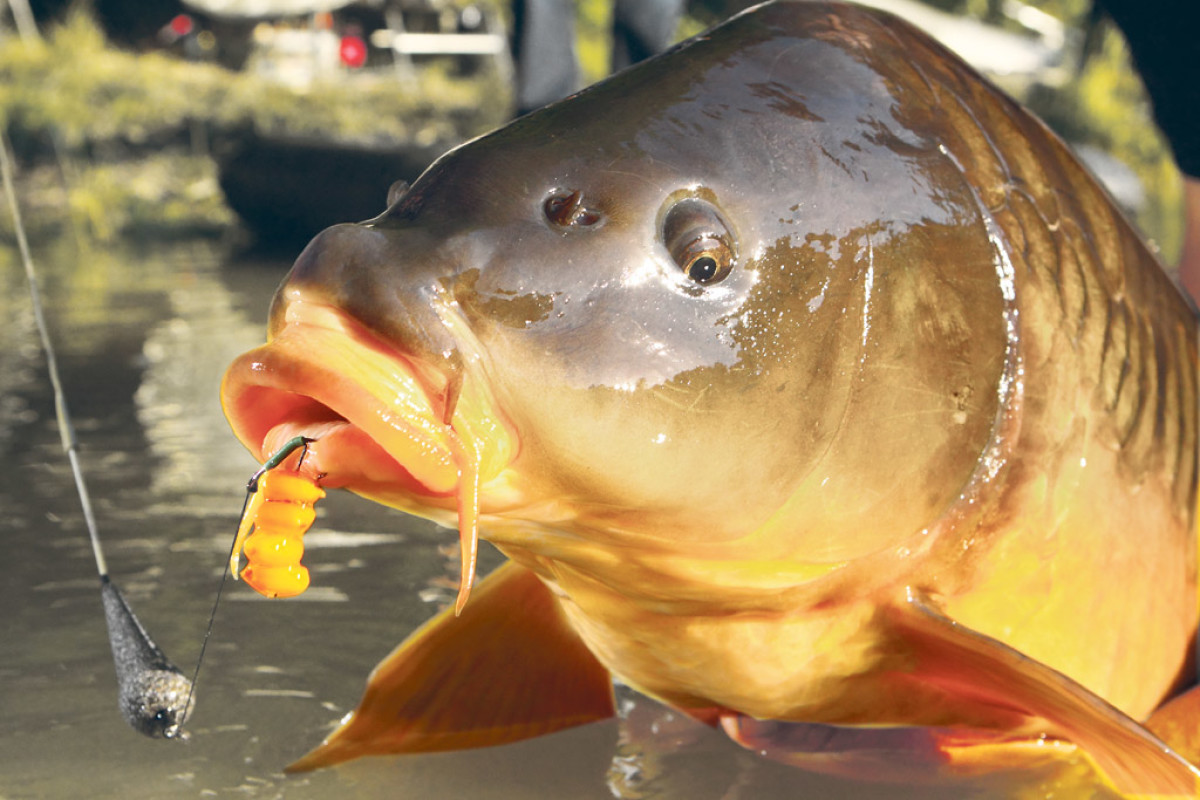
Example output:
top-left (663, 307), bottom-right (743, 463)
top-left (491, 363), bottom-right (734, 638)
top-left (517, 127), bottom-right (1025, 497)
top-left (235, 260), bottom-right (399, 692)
top-left (0, 236), bottom-right (1102, 799)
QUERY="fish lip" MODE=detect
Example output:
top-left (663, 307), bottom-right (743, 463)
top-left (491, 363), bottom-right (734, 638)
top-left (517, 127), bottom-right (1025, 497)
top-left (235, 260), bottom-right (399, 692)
top-left (221, 301), bottom-right (467, 504)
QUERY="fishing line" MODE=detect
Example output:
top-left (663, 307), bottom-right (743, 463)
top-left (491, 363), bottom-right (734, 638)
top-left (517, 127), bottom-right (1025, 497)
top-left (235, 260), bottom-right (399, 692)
top-left (1, 132), bottom-right (193, 738)
top-left (181, 435), bottom-right (314, 721)
top-left (180, 492), bottom-right (248, 739)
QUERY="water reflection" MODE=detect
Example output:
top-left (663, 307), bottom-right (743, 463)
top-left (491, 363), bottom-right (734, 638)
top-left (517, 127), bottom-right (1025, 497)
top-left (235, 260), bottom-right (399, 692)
top-left (0, 237), bottom-right (450, 799)
top-left (0, 237), bottom-right (1106, 799)
top-left (132, 248), bottom-right (263, 504)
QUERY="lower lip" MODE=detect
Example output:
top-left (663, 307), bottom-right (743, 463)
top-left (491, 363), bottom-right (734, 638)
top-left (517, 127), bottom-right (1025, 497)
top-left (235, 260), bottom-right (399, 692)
top-left (223, 306), bottom-right (464, 495)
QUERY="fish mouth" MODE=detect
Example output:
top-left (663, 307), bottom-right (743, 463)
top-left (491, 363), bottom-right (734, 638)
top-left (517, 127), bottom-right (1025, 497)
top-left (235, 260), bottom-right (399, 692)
top-left (221, 299), bottom-right (514, 610)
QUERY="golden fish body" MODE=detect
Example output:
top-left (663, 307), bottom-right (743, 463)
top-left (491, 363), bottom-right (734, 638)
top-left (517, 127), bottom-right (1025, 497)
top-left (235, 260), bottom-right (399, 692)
top-left (222, 1), bottom-right (1199, 793)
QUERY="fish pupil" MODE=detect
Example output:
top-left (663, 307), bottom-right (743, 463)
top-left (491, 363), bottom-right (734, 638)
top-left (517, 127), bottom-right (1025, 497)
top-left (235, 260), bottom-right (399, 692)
top-left (689, 255), bottom-right (719, 283)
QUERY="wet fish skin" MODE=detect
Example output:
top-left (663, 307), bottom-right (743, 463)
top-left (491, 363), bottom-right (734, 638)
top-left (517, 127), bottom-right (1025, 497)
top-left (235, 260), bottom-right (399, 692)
top-left (222, 0), bottom-right (1198, 792)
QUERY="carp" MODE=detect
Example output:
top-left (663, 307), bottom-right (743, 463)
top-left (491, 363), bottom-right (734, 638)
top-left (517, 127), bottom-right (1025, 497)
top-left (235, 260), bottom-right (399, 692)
top-left (221, 1), bottom-right (1200, 793)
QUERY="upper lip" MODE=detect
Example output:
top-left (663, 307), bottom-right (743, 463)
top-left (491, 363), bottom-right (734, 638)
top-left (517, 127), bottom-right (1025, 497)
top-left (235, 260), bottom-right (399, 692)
top-left (221, 300), bottom-right (462, 501)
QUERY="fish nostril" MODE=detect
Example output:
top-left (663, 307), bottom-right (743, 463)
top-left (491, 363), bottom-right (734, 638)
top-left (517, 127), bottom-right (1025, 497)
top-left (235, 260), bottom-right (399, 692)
top-left (543, 190), bottom-right (603, 229)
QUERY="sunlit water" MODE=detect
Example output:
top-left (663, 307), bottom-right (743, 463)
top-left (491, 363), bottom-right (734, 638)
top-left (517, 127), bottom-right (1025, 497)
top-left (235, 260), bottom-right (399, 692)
top-left (0, 237), bottom-right (1103, 799)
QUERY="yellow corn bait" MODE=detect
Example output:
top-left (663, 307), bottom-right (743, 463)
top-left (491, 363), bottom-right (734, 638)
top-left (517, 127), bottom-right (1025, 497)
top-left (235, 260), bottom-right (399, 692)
top-left (230, 470), bottom-right (325, 598)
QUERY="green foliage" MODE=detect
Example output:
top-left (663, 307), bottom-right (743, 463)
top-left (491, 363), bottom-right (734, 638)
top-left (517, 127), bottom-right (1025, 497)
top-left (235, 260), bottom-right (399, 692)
top-left (0, 11), bottom-right (226, 147)
top-left (0, 8), bottom-right (508, 146)
top-left (0, 9), bottom-right (510, 240)
top-left (66, 154), bottom-right (235, 241)
top-left (575, 0), bottom-right (612, 85)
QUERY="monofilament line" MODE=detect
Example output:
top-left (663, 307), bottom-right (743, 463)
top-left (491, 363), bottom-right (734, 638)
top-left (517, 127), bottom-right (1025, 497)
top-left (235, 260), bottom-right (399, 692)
top-left (0, 132), bottom-right (108, 577)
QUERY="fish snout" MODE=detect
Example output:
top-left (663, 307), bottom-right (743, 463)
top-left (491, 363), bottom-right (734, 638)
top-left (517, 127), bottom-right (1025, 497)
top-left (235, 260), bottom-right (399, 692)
top-left (222, 218), bottom-right (517, 511)
top-left (271, 222), bottom-right (467, 395)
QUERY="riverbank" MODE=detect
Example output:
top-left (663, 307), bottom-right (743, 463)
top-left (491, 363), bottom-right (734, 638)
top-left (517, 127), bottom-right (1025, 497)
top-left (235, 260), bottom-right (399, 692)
top-left (0, 9), bottom-right (510, 243)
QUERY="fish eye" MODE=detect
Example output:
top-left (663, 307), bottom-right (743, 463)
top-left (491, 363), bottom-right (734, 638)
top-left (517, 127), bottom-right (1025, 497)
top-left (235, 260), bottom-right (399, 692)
top-left (660, 197), bottom-right (735, 286)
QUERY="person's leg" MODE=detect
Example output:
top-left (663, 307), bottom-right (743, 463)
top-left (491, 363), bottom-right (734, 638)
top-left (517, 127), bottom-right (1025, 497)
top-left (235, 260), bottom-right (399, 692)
top-left (512, 0), bottom-right (579, 115)
top-left (611, 0), bottom-right (685, 72)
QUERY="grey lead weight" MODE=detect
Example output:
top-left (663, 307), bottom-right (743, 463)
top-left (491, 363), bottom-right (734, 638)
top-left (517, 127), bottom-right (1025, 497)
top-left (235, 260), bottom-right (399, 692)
top-left (101, 577), bottom-right (194, 739)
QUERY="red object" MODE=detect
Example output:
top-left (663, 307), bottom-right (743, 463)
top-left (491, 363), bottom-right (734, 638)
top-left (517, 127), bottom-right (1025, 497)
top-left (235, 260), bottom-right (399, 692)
top-left (168, 14), bottom-right (194, 38)
top-left (339, 35), bottom-right (367, 69)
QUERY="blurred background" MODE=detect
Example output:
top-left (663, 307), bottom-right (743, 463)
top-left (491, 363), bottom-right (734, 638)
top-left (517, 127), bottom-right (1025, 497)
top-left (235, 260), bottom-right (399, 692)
top-left (0, 2), bottom-right (1182, 799)
top-left (0, 0), bottom-right (1186, 251)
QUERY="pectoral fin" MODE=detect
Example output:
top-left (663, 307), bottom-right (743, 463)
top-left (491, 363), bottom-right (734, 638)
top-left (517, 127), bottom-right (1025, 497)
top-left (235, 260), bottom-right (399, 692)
top-left (287, 560), bottom-right (614, 772)
top-left (886, 592), bottom-right (1200, 796)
